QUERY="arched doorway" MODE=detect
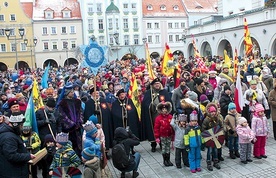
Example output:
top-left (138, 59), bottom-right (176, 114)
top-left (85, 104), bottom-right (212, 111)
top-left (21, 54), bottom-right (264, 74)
top-left (271, 38), bottom-right (276, 56)
top-left (217, 39), bottom-right (232, 58)
top-left (0, 62), bottom-right (8, 71)
top-left (239, 37), bottom-right (260, 58)
top-left (16, 61), bottom-right (29, 70)
top-left (44, 59), bottom-right (58, 68)
top-left (121, 53), bottom-right (138, 61)
top-left (173, 50), bottom-right (184, 61)
top-left (201, 42), bottom-right (212, 57)
top-left (188, 43), bottom-right (194, 58)
top-left (64, 58), bottom-right (79, 67)
top-left (150, 52), bottom-right (160, 61)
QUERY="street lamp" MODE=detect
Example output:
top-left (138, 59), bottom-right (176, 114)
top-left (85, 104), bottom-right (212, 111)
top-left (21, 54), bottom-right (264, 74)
top-left (24, 38), bottom-right (38, 70)
top-left (113, 32), bottom-right (119, 60)
top-left (5, 27), bottom-right (25, 70)
top-left (180, 28), bottom-right (188, 57)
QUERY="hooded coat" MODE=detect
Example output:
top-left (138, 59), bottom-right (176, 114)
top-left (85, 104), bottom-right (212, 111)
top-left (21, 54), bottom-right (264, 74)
top-left (0, 123), bottom-right (31, 178)
top-left (243, 63), bottom-right (257, 85)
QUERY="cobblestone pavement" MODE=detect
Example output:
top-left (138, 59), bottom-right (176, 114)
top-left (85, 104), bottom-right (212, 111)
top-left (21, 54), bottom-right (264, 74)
top-left (108, 119), bottom-right (276, 178)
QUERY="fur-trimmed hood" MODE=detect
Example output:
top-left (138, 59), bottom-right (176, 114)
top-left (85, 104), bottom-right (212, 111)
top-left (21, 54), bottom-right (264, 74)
top-left (205, 102), bottom-right (219, 117)
top-left (157, 101), bottom-right (172, 114)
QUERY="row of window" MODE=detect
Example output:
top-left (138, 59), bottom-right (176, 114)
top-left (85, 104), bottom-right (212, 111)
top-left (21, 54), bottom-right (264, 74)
top-left (42, 26), bottom-right (76, 35)
top-left (147, 4), bottom-right (179, 11)
top-left (87, 3), bottom-right (137, 13)
top-left (0, 41), bottom-right (76, 52)
top-left (0, 14), bottom-right (16, 21)
top-left (88, 18), bottom-right (139, 30)
top-left (146, 34), bottom-right (184, 43)
top-left (147, 22), bottom-right (186, 29)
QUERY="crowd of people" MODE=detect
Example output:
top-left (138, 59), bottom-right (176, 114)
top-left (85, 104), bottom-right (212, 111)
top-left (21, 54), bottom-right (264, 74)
top-left (0, 54), bottom-right (275, 178)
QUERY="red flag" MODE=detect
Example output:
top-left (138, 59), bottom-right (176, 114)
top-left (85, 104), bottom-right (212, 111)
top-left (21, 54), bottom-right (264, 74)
top-left (234, 67), bottom-right (245, 113)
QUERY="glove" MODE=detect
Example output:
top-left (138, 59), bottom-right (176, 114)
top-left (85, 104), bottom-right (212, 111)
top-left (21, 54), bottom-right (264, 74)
top-left (155, 138), bottom-right (160, 144)
top-left (229, 129), bottom-right (234, 134)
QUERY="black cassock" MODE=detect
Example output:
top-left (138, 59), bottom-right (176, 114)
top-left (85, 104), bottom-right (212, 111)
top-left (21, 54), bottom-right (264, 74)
top-left (83, 97), bottom-right (114, 149)
top-left (141, 89), bottom-right (172, 142)
top-left (111, 98), bottom-right (140, 139)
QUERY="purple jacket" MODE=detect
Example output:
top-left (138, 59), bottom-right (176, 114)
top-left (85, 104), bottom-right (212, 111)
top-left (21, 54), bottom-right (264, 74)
top-left (236, 125), bottom-right (255, 143)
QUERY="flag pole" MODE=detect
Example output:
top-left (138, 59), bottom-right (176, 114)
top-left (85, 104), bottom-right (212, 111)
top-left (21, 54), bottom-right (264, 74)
top-left (43, 109), bottom-right (56, 141)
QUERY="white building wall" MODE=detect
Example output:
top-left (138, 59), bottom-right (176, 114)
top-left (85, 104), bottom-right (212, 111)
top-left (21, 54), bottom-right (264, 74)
top-left (33, 20), bottom-right (83, 68)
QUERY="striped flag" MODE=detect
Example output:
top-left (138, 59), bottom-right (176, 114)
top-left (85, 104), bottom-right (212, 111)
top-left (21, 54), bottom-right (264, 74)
top-left (145, 43), bottom-right (156, 80)
top-left (192, 36), bottom-right (209, 71)
top-left (234, 67), bottom-right (245, 113)
top-left (32, 79), bottom-right (44, 111)
top-left (244, 18), bottom-right (253, 56)
top-left (128, 73), bottom-right (141, 120)
top-left (41, 63), bottom-right (50, 89)
top-left (161, 43), bottom-right (174, 77)
top-left (24, 93), bottom-right (38, 133)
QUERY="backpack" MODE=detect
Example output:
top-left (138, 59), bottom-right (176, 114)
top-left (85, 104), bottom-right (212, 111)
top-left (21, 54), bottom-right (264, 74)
top-left (112, 142), bottom-right (130, 169)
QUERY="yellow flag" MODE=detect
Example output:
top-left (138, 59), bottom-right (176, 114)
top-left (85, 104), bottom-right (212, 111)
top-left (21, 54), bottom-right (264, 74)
top-left (224, 50), bottom-right (231, 68)
top-left (145, 43), bottom-right (156, 80)
top-left (128, 74), bottom-right (141, 120)
top-left (244, 18), bottom-right (253, 56)
top-left (32, 79), bottom-right (44, 111)
top-left (161, 43), bottom-right (174, 77)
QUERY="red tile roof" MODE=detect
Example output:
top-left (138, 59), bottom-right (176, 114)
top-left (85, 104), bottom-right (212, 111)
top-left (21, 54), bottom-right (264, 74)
top-left (21, 2), bottom-right (33, 19)
top-left (143, 0), bottom-right (187, 17)
top-left (33, 0), bottom-right (81, 20)
top-left (183, 0), bottom-right (218, 13)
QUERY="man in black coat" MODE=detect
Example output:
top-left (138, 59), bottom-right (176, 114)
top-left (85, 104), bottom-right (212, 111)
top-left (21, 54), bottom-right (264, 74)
top-left (0, 112), bottom-right (35, 178)
top-left (111, 89), bottom-right (140, 139)
top-left (141, 78), bottom-right (172, 152)
top-left (83, 87), bottom-right (113, 150)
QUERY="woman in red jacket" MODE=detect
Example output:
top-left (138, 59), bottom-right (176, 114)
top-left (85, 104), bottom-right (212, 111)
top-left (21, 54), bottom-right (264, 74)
top-left (154, 101), bottom-right (174, 167)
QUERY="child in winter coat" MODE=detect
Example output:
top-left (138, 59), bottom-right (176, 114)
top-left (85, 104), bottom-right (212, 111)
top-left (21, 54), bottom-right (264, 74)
top-left (224, 102), bottom-right (241, 159)
top-left (170, 114), bottom-right (189, 169)
top-left (236, 117), bottom-right (256, 164)
top-left (184, 111), bottom-right (203, 173)
top-left (251, 103), bottom-right (269, 159)
top-left (154, 101), bottom-right (174, 167)
top-left (82, 146), bottom-right (101, 178)
top-left (49, 132), bottom-right (81, 176)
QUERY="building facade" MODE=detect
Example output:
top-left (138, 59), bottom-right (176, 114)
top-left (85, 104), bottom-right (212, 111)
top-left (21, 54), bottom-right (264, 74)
top-left (0, 0), bottom-right (34, 70)
top-left (32, 0), bottom-right (83, 68)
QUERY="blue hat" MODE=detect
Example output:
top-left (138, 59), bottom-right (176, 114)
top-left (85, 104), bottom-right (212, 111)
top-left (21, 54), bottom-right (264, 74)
top-left (56, 132), bottom-right (69, 145)
top-left (228, 102), bottom-right (236, 110)
top-left (82, 146), bottom-right (96, 160)
top-left (89, 115), bottom-right (98, 124)
top-left (83, 121), bottom-right (97, 136)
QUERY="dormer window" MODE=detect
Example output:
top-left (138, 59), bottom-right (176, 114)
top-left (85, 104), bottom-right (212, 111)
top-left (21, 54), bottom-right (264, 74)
top-left (160, 5), bottom-right (166, 10)
top-left (147, 4), bottom-right (153, 10)
top-left (173, 5), bottom-right (179, 10)
top-left (62, 8), bottom-right (71, 18)
top-left (44, 8), bottom-right (54, 19)
top-left (195, 2), bottom-right (203, 9)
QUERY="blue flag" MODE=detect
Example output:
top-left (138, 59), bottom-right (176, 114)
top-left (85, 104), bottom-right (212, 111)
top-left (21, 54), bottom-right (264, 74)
top-left (24, 93), bottom-right (39, 134)
top-left (41, 63), bottom-right (50, 89)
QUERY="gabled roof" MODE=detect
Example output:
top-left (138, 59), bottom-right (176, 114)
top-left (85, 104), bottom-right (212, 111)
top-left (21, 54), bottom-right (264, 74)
top-left (44, 7), bottom-right (54, 12)
top-left (183, 0), bottom-right (218, 13)
top-left (142, 0), bottom-right (187, 17)
top-left (21, 2), bottom-right (33, 19)
top-left (33, 0), bottom-right (81, 20)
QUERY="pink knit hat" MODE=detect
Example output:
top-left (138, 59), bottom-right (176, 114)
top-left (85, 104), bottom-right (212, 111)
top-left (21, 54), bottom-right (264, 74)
top-left (254, 103), bottom-right (264, 113)
top-left (208, 106), bottom-right (217, 112)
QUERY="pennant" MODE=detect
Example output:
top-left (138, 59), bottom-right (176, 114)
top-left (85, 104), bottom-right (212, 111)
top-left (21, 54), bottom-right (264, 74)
top-left (24, 93), bottom-right (38, 134)
top-left (41, 63), bottom-right (50, 89)
top-left (145, 43), bottom-right (156, 80)
top-left (174, 64), bottom-right (181, 88)
top-left (128, 73), bottom-right (141, 120)
top-left (233, 48), bottom-right (238, 78)
top-left (32, 79), bottom-right (44, 111)
top-left (244, 18), bottom-right (253, 56)
top-left (224, 50), bottom-right (231, 68)
top-left (234, 67), bottom-right (245, 113)
top-left (161, 43), bottom-right (174, 77)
